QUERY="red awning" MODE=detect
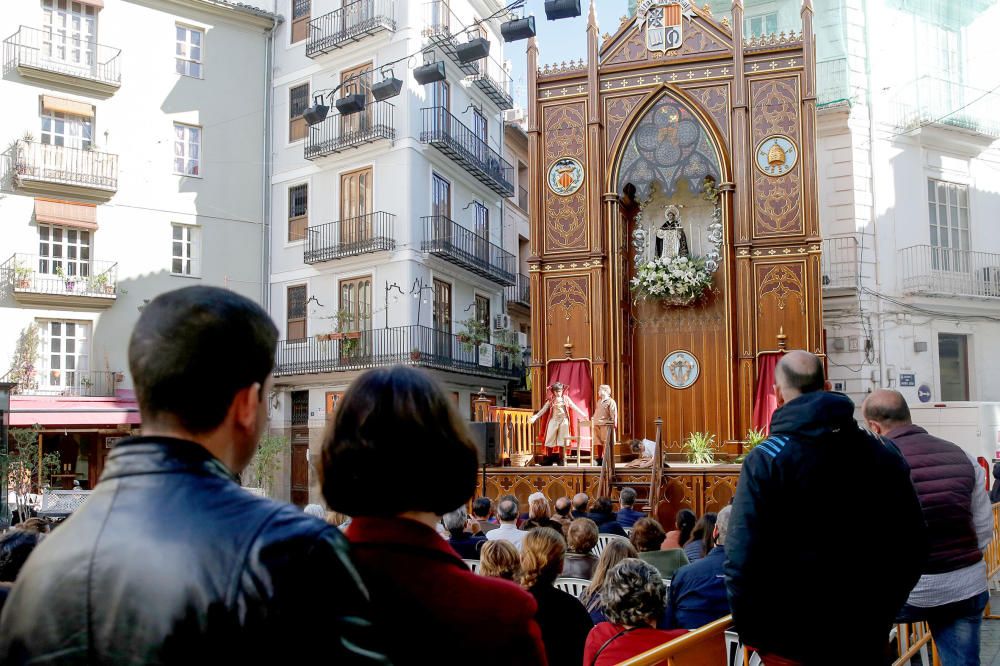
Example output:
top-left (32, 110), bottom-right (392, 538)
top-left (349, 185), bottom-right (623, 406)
top-left (10, 395), bottom-right (140, 427)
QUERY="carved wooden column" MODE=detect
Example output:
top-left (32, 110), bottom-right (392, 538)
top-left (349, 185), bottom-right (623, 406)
top-left (586, 0), bottom-right (607, 395)
top-left (526, 37), bottom-right (544, 411)
top-left (800, 0), bottom-right (824, 355)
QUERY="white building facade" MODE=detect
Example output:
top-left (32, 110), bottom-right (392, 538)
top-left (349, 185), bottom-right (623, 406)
top-left (265, 0), bottom-right (527, 504)
top-left (0, 0), bottom-right (275, 486)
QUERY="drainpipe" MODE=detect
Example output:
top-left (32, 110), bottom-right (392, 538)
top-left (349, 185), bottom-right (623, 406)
top-left (261, 22), bottom-right (276, 310)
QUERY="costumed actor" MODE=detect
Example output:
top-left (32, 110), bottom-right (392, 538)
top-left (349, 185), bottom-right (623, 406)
top-left (529, 382), bottom-right (587, 466)
top-left (591, 384), bottom-right (618, 465)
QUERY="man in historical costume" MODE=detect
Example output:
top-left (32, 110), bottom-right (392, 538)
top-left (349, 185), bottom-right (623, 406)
top-left (529, 382), bottom-right (588, 466)
top-left (654, 207), bottom-right (689, 260)
top-left (591, 384), bottom-right (618, 465)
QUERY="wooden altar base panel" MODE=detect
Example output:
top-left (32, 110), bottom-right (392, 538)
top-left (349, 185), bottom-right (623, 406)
top-left (480, 465), bottom-right (741, 529)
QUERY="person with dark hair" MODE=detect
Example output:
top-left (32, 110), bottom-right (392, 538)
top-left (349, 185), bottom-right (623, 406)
top-left (661, 508), bottom-right (696, 550)
top-left (632, 518), bottom-right (688, 581)
top-left (664, 506), bottom-right (732, 630)
top-left (590, 497), bottom-right (627, 536)
top-left (583, 559), bottom-right (687, 666)
top-left (487, 496), bottom-right (528, 550)
top-left (520, 528), bottom-right (593, 666)
top-left (726, 351), bottom-right (927, 664)
top-left (562, 518), bottom-right (600, 579)
top-left (0, 529), bottom-right (43, 614)
top-left (864, 389), bottom-right (993, 665)
top-left (324, 365), bottom-right (545, 665)
top-left (571, 492), bottom-right (591, 519)
top-left (682, 512), bottom-right (717, 562)
top-left (0, 286), bottom-right (385, 664)
top-left (472, 497), bottom-right (499, 534)
top-left (442, 506), bottom-right (486, 560)
top-left (616, 487), bottom-right (645, 528)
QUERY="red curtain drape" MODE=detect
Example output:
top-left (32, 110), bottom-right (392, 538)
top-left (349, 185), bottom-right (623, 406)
top-left (752, 353), bottom-right (781, 435)
top-left (537, 360), bottom-right (593, 452)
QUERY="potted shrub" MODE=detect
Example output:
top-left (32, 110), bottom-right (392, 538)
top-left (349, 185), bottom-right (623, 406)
top-left (682, 431), bottom-right (717, 465)
top-left (457, 317), bottom-right (489, 351)
top-left (13, 262), bottom-right (33, 289)
top-left (410, 348), bottom-right (422, 361)
top-left (88, 273), bottom-right (112, 295)
top-left (736, 428), bottom-right (767, 463)
top-left (54, 266), bottom-right (76, 292)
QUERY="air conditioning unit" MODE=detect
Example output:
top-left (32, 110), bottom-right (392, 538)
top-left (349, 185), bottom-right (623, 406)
top-left (517, 332), bottom-right (528, 348)
top-left (503, 108), bottom-right (526, 124)
top-left (494, 314), bottom-right (511, 330)
top-left (982, 267), bottom-right (1000, 297)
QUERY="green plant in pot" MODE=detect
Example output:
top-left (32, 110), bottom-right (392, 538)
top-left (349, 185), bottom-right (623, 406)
top-left (457, 317), bottom-right (489, 350)
top-left (54, 265), bottom-right (76, 291)
top-left (13, 261), bottom-right (33, 289)
top-left (736, 427), bottom-right (767, 463)
top-left (682, 431), bottom-right (716, 464)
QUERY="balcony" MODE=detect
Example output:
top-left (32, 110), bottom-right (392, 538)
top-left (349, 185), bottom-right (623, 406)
top-left (505, 273), bottom-right (530, 308)
top-left (900, 245), bottom-right (1000, 300)
top-left (423, 1), bottom-right (481, 76)
top-left (13, 141), bottom-right (118, 200)
top-left (305, 101), bottom-right (395, 159)
top-left (421, 107), bottom-right (514, 196)
top-left (821, 236), bottom-right (859, 291)
top-left (3, 26), bottom-right (121, 95)
top-left (304, 211), bottom-right (395, 264)
top-left (817, 57), bottom-right (849, 108)
top-left (274, 324), bottom-right (523, 380)
top-left (306, 0), bottom-right (396, 57)
top-left (470, 56), bottom-right (514, 110)
top-left (13, 370), bottom-right (121, 398)
top-left (422, 216), bottom-right (516, 286)
top-left (4, 253), bottom-right (118, 309)
top-left (891, 76), bottom-right (1000, 139)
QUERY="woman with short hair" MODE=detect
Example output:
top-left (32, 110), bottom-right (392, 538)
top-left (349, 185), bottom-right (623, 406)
top-left (480, 540), bottom-right (520, 581)
top-left (521, 495), bottom-right (565, 535)
top-left (520, 528), bottom-right (593, 666)
top-left (580, 539), bottom-right (639, 623)
top-left (322, 365), bottom-right (545, 665)
top-left (583, 559), bottom-right (687, 666)
top-left (561, 518), bottom-right (599, 580)
top-left (631, 518), bottom-right (688, 581)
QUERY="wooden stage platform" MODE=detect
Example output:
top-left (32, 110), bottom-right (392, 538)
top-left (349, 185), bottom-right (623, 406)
top-left (480, 464), bottom-right (741, 528)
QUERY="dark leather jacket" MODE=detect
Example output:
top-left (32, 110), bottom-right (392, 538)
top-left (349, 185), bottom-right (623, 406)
top-left (0, 437), bottom-right (388, 664)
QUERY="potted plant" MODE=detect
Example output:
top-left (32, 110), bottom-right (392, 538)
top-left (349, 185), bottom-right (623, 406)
top-left (13, 262), bottom-right (33, 289)
top-left (682, 431), bottom-right (717, 465)
top-left (410, 347), bottom-right (422, 361)
top-left (457, 317), bottom-right (489, 351)
top-left (54, 266), bottom-right (76, 292)
top-left (736, 428), bottom-right (767, 463)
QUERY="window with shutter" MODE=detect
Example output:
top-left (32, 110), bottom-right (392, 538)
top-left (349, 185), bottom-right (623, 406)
top-left (287, 285), bottom-right (307, 341)
top-left (288, 183), bottom-right (308, 242)
top-left (289, 83), bottom-right (310, 142)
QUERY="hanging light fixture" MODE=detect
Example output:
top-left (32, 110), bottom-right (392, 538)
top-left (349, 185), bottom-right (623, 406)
top-left (456, 32), bottom-right (490, 63)
top-left (335, 93), bottom-right (366, 115)
top-left (303, 94), bottom-right (330, 125)
top-left (414, 51), bottom-right (447, 85)
top-left (501, 15), bottom-right (536, 42)
top-left (372, 66), bottom-right (403, 101)
top-left (544, 0), bottom-right (581, 20)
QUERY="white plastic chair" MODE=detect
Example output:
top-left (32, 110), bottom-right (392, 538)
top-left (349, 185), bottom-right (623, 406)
top-left (592, 534), bottom-right (632, 559)
top-left (462, 559), bottom-right (480, 573)
top-left (554, 577), bottom-right (591, 599)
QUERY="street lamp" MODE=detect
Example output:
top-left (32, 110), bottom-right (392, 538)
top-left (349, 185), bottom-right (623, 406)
top-left (0, 381), bottom-right (15, 529)
top-left (384, 281), bottom-right (403, 329)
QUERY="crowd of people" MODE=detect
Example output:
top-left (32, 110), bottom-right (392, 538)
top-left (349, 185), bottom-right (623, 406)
top-left (0, 287), bottom-right (994, 666)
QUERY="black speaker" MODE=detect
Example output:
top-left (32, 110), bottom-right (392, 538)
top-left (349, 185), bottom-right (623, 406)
top-left (468, 422), bottom-right (500, 466)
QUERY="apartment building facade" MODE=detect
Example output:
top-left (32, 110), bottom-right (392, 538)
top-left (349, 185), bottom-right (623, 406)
top-left (266, 0), bottom-right (526, 504)
top-left (0, 0), bottom-right (274, 489)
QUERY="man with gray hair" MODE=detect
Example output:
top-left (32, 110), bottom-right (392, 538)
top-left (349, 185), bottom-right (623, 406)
top-left (571, 493), bottom-right (591, 519)
top-left (725, 350), bottom-right (927, 662)
top-left (664, 505), bottom-right (732, 629)
top-left (616, 487), bottom-right (645, 528)
top-left (486, 496), bottom-right (527, 550)
top-left (442, 506), bottom-right (485, 560)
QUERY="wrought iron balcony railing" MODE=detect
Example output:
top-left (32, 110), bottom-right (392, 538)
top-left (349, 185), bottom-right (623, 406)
top-left (423, 0), bottom-right (482, 77)
top-left (304, 211), bottom-right (395, 263)
top-left (900, 245), bottom-right (1000, 299)
top-left (305, 100), bottom-right (395, 159)
top-left (13, 370), bottom-right (120, 398)
top-left (421, 107), bottom-right (514, 196)
top-left (891, 75), bottom-right (1000, 138)
top-left (3, 25), bottom-right (121, 91)
top-left (5, 253), bottom-right (119, 300)
top-left (13, 141), bottom-right (118, 194)
top-left (306, 0), bottom-right (396, 57)
top-left (470, 56), bottom-right (513, 110)
top-left (505, 273), bottom-right (530, 307)
top-left (422, 216), bottom-right (516, 286)
top-left (274, 324), bottom-right (523, 379)
top-left (821, 236), bottom-right (859, 290)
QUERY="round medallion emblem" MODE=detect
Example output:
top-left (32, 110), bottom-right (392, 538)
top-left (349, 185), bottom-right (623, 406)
top-left (547, 157), bottom-right (585, 196)
top-left (754, 135), bottom-right (797, 177)
top-left (662, 350), bottom-right (700, 389)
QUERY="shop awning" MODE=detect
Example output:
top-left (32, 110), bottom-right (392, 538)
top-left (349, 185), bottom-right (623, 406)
top-left (9, 395), bottom-right (140, 427)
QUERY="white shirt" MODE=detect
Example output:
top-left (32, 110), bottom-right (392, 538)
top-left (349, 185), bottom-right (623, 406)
top-left (642, 439), bottom-right (657, 458)
top-left (486, 523), bottom-right (528, 551)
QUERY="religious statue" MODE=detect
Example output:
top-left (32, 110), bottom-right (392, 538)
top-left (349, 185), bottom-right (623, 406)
top-left (654, 206), bottom-right (689, 260)
top-left (591, 384), bottom-right (618, 463)
top-left (529, 382), bottom-right (588, 465)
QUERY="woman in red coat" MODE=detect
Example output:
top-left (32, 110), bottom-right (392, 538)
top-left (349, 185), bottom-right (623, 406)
top-left (321, 366), bottom-right (546, 665)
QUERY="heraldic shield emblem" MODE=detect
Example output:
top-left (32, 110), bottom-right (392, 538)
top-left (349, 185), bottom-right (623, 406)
top-left (547, 157), bottom-right (585, 196)
top-left (642, 1), bottom-right (683, 53)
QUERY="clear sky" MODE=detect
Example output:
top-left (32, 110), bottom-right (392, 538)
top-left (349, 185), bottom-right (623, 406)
top-left (506, 0), bottom-right (630, 109)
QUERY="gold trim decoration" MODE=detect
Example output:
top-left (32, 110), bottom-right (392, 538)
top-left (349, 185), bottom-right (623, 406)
top-left (754, 135), bottom-right (798, 177)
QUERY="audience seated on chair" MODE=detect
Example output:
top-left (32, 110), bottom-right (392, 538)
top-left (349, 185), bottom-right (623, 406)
top-left (324, 365), bottom-right (546, 665)
top-left (552, 496), bottom-right (573, 529)
top-left (661, 508), bottom-right (695, 551)
top-left (616, 487), bottom-right (646, 529)
top-left (472, 497), bottom-right (499, 535)
top-left (571, 493), bottom-right (591, 520)
top-left (683, 512), bottom-right (717, 563)
top-left (581, 539), bottom-right (639, 624)
top-left (487, 496), bottom-right (528, 551)
top-left (583, 559), bottom-right (688, 666)
top-left (632, 518), bottom-right (689, 581)
top-left (480, 540), bottom-right (520, 582)
top-left (590, 497), bottom-right (627, 536)
top-left (443, 506), bottom-right (486, 559)
top-left (562, 518), bottom-right (600, 580)
top-left (521, 494), bottom-right (565, 536)
top-left (520, 528), bottom-right (594, 666)
top-left (664, 506), bottom-right (732, 630)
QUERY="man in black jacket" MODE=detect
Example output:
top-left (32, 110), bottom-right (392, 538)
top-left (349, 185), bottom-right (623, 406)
top-left (0, 286), bottom-right (387, 664)
top-left (724, 351), bottom-right (926, 664)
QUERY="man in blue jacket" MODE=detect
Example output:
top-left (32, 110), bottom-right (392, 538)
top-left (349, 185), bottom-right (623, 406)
top-left (724, 351), bottom-right (927, 664)
top-left (665, 505), bottom-right (732, 629)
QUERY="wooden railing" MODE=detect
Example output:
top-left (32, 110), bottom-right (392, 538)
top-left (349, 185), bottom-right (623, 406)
top-left (486, 406), bottom-right (534, 465)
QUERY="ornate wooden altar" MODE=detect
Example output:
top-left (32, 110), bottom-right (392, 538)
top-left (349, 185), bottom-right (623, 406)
top-left (526, 1), bottom-right (824, 454)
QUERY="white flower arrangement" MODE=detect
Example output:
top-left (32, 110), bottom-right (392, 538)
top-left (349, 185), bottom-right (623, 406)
top-left (631, 255), bottom-right (714, 306)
